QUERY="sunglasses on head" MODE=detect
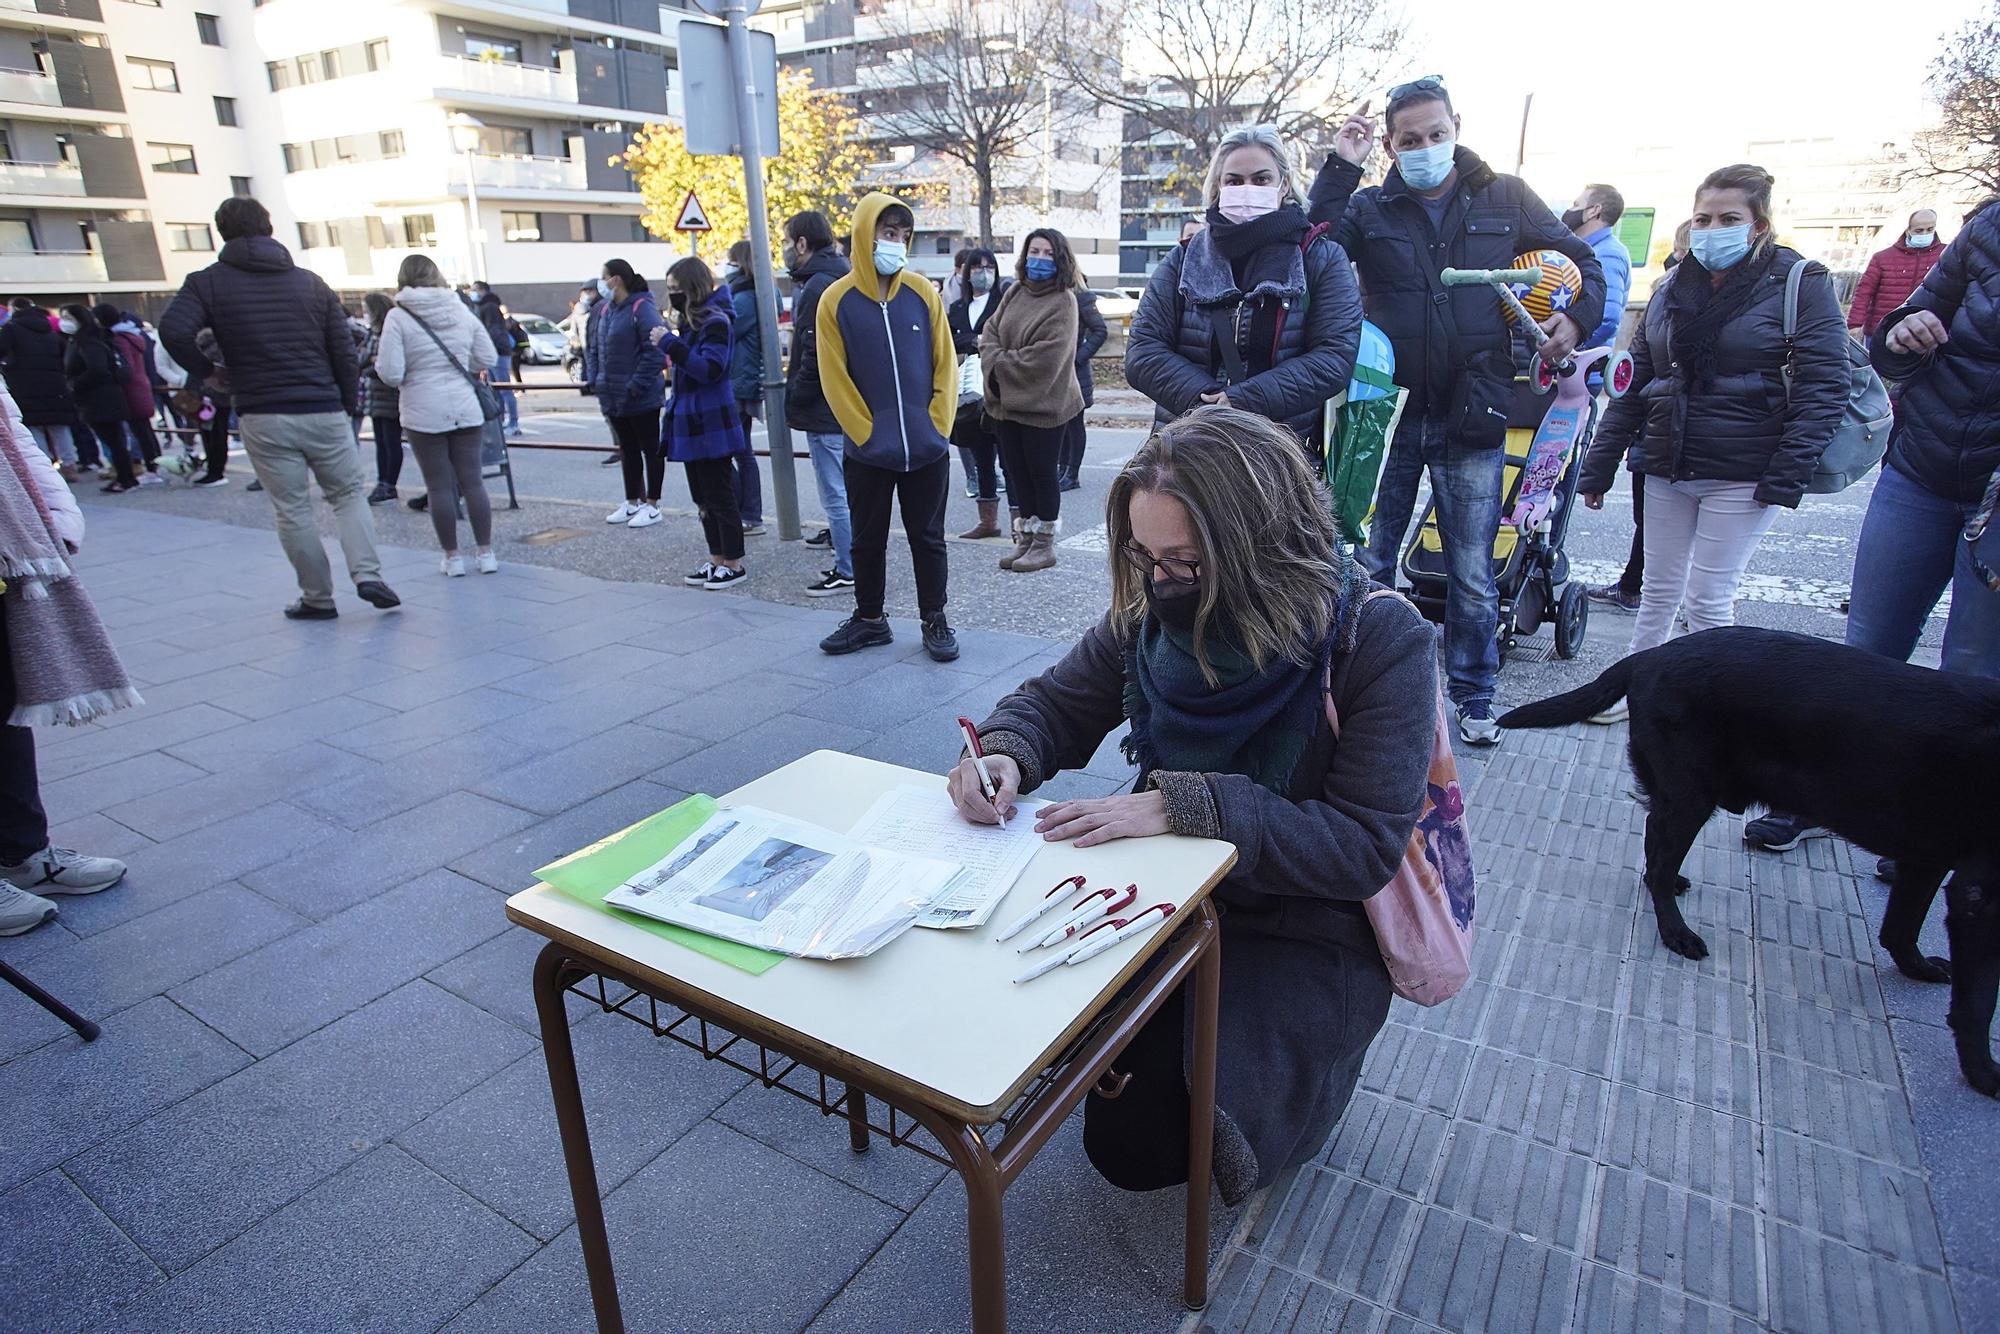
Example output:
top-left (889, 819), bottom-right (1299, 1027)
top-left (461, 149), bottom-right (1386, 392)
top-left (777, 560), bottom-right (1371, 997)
top-left (1387, 75), bottom-right (1447, 103)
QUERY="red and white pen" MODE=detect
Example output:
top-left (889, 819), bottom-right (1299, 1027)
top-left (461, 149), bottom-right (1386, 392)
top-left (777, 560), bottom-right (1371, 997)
top-left (957, 715), bottom-right (1007, 830)
top-left (993, 875), bottom-right (1088, 944)
top-left (1012, 904), bottom-right (1175, 983)
top-left (1022, 884), bottom-right (1137, 952)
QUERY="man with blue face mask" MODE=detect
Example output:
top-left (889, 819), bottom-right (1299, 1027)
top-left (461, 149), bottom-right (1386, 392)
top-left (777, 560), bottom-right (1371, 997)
top-left (1307, 76), bottom-right (1606, 746)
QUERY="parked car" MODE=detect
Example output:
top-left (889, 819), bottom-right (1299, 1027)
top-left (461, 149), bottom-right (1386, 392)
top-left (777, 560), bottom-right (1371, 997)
top-left (516, 314), bottom-right (568, 364)
top-left (1089, 288), bottom-right (1140, 325)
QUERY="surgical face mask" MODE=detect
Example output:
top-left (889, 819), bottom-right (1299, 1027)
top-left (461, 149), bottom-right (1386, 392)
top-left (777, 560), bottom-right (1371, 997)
top-left (1396, 140), bottom-right (1456, 191)
top-left (1690, 222), bottom-right (1755, 271)
top-left (596, 278), bottom-right (613, 301)
top-left (970, 269), bottom-right (994, 293)
top-left (722, 262), bottom-right (740, 279)
top-left (1216, 184), bottom-right (1282, 223)
top-left (1561, 207), bottom-right (1588, 231)
top-left (57, 317), bottom-right (78, 335)
top-left (1024, 256), bottom-right (1057, 282)
top-left (873, 239), bottom-right (907, 276)
top-left (1909, 231), bottom-right (1936, 248)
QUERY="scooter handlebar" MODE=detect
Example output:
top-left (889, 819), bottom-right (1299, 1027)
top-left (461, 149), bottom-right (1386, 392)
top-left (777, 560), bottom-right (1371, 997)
top-left (1440, 267), bottom-right (1545, 287)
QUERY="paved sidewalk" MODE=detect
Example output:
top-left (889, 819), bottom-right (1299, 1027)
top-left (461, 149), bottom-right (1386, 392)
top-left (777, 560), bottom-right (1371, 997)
top-left (0, 507), bottom-right (1987, 1333)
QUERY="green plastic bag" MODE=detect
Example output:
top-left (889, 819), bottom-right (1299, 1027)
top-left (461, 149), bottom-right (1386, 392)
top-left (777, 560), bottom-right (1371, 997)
top-left (1323, 366), bottom-right (1405, 547)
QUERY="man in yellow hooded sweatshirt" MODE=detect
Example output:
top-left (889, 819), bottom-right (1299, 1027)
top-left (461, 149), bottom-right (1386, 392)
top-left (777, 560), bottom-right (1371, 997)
top-left (815, 193), bottom-right (961, 662)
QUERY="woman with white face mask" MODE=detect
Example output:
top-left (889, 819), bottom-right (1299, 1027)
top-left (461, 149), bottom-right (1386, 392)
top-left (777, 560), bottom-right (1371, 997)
top-left (1580, 164), bottom-right (1847, 690)
top-left (1126, 124), bottom-right (1363, 456)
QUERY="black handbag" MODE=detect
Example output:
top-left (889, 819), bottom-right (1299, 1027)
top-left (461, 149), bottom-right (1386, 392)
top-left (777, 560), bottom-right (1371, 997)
top-left (399, 305), bottom-right (502, 423)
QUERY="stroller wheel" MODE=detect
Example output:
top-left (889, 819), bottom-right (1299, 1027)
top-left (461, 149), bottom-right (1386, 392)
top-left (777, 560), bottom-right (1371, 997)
top-left (1555, 582), bottom-right (1589, 658)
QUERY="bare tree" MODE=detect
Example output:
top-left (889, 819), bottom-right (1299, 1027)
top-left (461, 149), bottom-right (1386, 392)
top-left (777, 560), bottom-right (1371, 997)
top-left (1903, 6), bottom-right (2000, 198)
top-left (871, 0), bottom-right (1079, 245)
top-left (1053, 0), bottom-right (1403, 168)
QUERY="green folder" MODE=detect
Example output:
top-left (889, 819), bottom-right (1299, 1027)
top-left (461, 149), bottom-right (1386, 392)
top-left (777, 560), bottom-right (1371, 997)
top-left (533, 793), bottom-right (786, 976)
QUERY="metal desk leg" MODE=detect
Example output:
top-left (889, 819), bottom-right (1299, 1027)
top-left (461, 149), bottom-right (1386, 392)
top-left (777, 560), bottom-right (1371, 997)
top-left (1183, 908), bottom-right (1222, 1312)
top-left (534, 944), bottom-right (625, 1334)
top-left (931, 1119), bottom-right (1007, 1334)
top-left (845, 1086), bottom-right (871, 1153)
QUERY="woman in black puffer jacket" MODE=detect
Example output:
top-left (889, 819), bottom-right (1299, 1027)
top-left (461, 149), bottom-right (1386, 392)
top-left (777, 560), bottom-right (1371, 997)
top-left (58, 304), bottom-right (140, 493)
top-left (1581, 164), bottom-right (1846, 661)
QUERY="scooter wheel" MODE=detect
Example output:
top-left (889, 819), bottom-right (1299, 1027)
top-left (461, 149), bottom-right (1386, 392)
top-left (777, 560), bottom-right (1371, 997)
top-left (1555, 582), bottom-right (1589, 658)
top-left (1604, 351), bottom-right (1636, 399)
top-left (1532, 359), bottom-right (1558, 394)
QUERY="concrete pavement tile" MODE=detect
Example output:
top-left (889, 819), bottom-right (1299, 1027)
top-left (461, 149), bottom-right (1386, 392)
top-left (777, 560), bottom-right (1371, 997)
top-left (1759, 990), bottom-right (1903, 1086)
top-left (1598, 1083), bottom-right (1761, 1211)
top-left (99, 1146), bottom-right (536, 1334)
top-left (168, 870), bottom-right (509, 1057)
top-left (1198, 1251), bottom-right (1387, 1333)
top-left (330, 686), bottom-right (543, 762)
top-left (1889, 1017), bottom-right (2000, 1278)
top-left (291, 731), bottom-right (539, 828)
top-left (1246, 1165), bottom-right (1415, 1304)
top-left (0, 997), bottom-right (252, 1196)
top-left (102, 741), bottom-right (387, 842)
top-left (1763, 1129), bottom-right (1943, 1272)
top-left (639, 674), bottom-right (825, 743)
top-left (496, 611), bottom-right (665, 664)
top-left (472, 726), bottom-right (705, 816)
top-left (1753, 934), bottom-right (1887, 1020)
top-left (425, 926), bottom-right (571, 1035)
top-left (1482, 986), bottom-right (1616, 1071)
top-left (1591, 1166), bottom-right (1762, 1319)
top-left (654, 715), bottom-right (874, 797)
top-left (1764, 1225), bottom-right (1956, 1334)
top-left (44, 811), bottom-right (152, 862)
top-left (350, 649), bottom-right (543, 709)
top-left (710, 1078), bottom-right (950, 1212)
top-left (0, 1171), bottom-right (163, 1334)
top-left (1761, 1049), bottom-right (1924, 1169)
top-left (1623, 958), bottom-right (1756, 1045)
top-left (1313, 1091), bottom-right (1451, 1201)
top-left (1391, 1206), bottom-right (1580, 1333)
top-left (1570, 1264), bottom-right (1762, 1334)
top-left (1429, 1123), bottom-right (1594, 1254)
top-left (492, 642), bottom-right (679, 702)
top-left (36, 749), bottom-right (211, 826)
top-left (161, 694), bottom-right (398, 769)
top-left (446, 780), bottom-right (690, 892)
top-left (0, 915), bottom-right (79, 967)
top-left (398, 1012), bottom-right (748, 1240)
top-left (1951, 1267), bottom-right (2000, 1334)
top-left (1034, 771), bottom-right (1124, 801)
top-left (446, 1120), bottom-right (901, 1334)
top-left (1498, 935), bottom-right (1628, 1012)
top-left (65, 980), bottom-right (534, 1273)
top-left (483, 677), bottom-right (681, 753)
top-left (792, 661), bottom-right (987, 731)
top-left (1613, 1014), bottom-right (1760, 1119)
top-left (31, 703), bottom-right (245, 782)
top-left (1454, 1047), bottom-right (1609, 1158)
top-left (1358, 1024), bottom-right (1474, 1118)
top-left (243, 790), bottom-right (539, 920)
top-left (1513, 892), bottom-right (1636, 957)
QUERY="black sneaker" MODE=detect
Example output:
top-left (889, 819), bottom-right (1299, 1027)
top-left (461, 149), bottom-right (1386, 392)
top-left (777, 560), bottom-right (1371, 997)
top-left (1586, 582), bottom-right (1642, 612)
top-left (683, 561), bottom-right (714, 587)
top-left (921, 612), bottom-right (959, 662)
top-left (600, 451), bottom-right (622, 466)
top-left (1743, 812), bottom-right (1827, 851)
top-left (354, 580), bottom-right (401, 610)
top-left (820, 615), bottom-right (893, 655)
top-left (1875, 857), bottom-right (1898, 883)
top-left (805, 569), bottom-right (854, 598)
top-left (367, 483), bottom-right (396, 504)
top-left (408, 493), bottom-right (428, 512)
top-left (704, 564), bottom-right (749, 591)
top-left (284, 600), bottom-right (338, 620)
top-left (246, 478), bottom-right (264, 492)
top-left (805, 528), bottom-right (832, 548)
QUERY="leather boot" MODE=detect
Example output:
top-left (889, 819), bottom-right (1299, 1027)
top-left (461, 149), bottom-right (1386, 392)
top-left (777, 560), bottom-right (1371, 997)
top-left (958, 499), bottom-right (1001, 540)
top-left (1012, 520), bottom-right (1059, 573)
top-left (998, 515), bottom-right (1031, 569)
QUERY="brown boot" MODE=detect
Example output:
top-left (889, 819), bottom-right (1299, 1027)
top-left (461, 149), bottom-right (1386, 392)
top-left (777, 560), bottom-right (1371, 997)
top-left (998, 515), bottom-right (1031, 569)
top-left (958, 499), bottom-right (1001, 540)
top-left (1012, 520), bottom-right (1059, 573)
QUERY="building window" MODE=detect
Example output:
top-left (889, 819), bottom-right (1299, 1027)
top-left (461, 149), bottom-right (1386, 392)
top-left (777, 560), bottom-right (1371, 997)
top-left (554, 212), bottom-right (587, 242)
top-left (231, 175), bottom-right (251, 197)
top-left (265, 61), bottom-right (291, 91)
top-left (298, 221), bottom-right (328, 249)
top-left (213, 95), bottom-right (237, 126)
top-left (365, 39), bottom-right (389, 72)
top-left (502, 211), bottom-right (541, 242)
top-left (0, 131), bottom-right (12, 162)
top-left (332, 135), bottom-right (359, 164)
top-left (280, 143), bottom-right (304, 173)
top-left (379, 129), bottom-right (405, 159)
top-left (0, 219), bottom-right (35, 253)
top-left (402, 213), bottom-right (437, 247)
top-left (195, 13), bottom-right (221, 45)
top-left (147, 142), bottom-right (198, 174)
top-left (128, 57), bottom-right (180, 93)
top-left (465, 34), bottom-right (524, 63)
top-left (167, 222), bottom-right (215, 252)
top-left (296, 54), bottom-right (321, 86)
top-left (476, 126), bottom-right (534, 157)
top-left (320, 49), bottom-right (343, 80)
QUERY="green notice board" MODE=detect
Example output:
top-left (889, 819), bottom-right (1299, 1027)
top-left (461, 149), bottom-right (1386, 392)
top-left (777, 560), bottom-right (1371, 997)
top-left (1616, 208), bottom-right (1657, 266)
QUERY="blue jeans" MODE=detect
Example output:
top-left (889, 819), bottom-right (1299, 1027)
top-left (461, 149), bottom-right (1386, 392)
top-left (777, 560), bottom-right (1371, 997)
top-left (1363, 413), bottom-right (1503, 709)
top-left (805, 430), bottom-right (852, 578)
top-left (493, 357), bottom-right (518, 432)
top-left (1846, 462), bottom-right (2000, 677)
top-left (734, 403), bottom-right (764, 525)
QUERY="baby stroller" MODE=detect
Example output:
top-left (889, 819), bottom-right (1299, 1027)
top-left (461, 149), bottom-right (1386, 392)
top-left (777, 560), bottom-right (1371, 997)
top-left (1398, 258), bottom-right (1633, 661)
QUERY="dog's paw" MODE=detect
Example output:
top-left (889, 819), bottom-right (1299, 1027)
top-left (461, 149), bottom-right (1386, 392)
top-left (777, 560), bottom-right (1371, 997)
top-left (1659, 924), bottom-right (1709, 961)
top-left (1891, 951), bottom-right (1953, 984)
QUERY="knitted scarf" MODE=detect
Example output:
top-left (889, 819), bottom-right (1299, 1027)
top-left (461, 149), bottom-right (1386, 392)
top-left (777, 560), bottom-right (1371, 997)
top-left (0, 417), bottom-right (140, 725)
top-left (1666, 245), bottom-right (1777, 390)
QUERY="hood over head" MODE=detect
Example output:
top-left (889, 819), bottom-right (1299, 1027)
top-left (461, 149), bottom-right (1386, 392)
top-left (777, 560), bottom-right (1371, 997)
top-left (219, 234), bottom-right (297, 273)
top-left (848, 191), bottom-right (918, 302)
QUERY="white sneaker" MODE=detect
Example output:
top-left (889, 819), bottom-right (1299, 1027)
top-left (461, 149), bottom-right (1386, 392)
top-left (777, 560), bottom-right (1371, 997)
top-left (1588, 699), bottom-right (1630, 724)
top-left (1456, 706), bottom-right (1502, 747)
top-left (0, 883), bottom-right (57, 936)
top-left (606, 502), bottom-right (639, 524)
top-left (136, 471), bottom-right (165, 487)
top-left (476, 551), bottom-right (499, 574)
top-left (440, 555), bottom-right (467, 577)
top-left (626, 503), bottom-right (663, 529)
top-left (0, 845), bottom-right (125, 895)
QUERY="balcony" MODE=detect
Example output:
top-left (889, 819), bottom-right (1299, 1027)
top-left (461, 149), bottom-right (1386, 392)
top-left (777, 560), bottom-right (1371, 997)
top-left (0, 249), bottom-right (105, 284)
top-left (0, 159), bottom-right (82, 196)
top-left (456, 152), bottom-right (587, 191)
top-left (0, 67), bottom-right (61, 108)
top-left (433, 53), bottom-right (576, 104)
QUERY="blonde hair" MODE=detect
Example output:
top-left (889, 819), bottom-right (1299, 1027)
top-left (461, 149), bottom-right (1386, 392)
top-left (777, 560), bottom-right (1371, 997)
top-left (1202, 125), bottom-right (1307, 210)
top-left (1106, 406), bottom-right (1341, 684)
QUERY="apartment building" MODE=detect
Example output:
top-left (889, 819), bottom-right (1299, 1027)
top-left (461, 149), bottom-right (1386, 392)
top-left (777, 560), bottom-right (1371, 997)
top-left (3, 0), bottom-right (688, 319)
top-left (757, 0), bottom-right (1123, 283)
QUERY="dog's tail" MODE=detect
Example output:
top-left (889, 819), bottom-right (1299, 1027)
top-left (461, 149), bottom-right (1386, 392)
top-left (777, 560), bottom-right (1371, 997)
top-left (1497, 656), bottom-right (1636, 730)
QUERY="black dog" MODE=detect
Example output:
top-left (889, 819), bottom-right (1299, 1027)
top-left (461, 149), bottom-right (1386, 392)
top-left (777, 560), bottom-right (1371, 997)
top-left (1499, 627), bottom-right (2000, 1097)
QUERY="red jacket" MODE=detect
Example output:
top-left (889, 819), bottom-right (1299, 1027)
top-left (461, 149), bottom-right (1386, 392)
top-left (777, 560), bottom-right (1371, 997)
top-left (1848, 237), bottom-right (1944, 335)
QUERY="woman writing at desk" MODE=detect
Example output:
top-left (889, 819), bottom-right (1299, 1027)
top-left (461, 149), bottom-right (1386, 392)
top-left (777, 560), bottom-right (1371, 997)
top-left (947, 405), bottom-right (1438, 1204)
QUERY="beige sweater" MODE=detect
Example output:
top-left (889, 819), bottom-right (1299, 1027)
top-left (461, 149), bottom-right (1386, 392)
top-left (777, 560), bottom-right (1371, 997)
top-left (977, 280), bottom-right (1083, 428)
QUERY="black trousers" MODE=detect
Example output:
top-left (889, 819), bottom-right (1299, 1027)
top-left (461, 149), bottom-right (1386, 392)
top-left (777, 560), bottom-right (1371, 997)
top-left (953, 412), bottom-right (1003, 502)
top-left (1617, 469), bottom-right (1645, 595)
top-left (995, 417), bottom-right (1064, 522)
top-left (1059, 412), bottom-right (1087, 480)
top-left (611, 410), bottom-right (664, 501)
top-left (684, 457), bottom-right (744, 559)
top-left (0, 599), bottom-right (48, 864)
top-left (844, 453), bottom-right (950, 620)
top-left (128, 415), bottom-right (161, 468)
top-left (82, 420), bottom-right (136, 487)
top-left (1082, 983), bottom-right (1191, 1191)
top-left (202, 412), bottom-right (231, 482)
top-left (372, 416), bottom-right (403, 488)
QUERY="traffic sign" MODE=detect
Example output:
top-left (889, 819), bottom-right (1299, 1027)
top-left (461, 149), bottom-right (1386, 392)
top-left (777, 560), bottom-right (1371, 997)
top-left (674, 189), bottom-right (712, 233)
top-left (679, 19), bottom-right (779, 158)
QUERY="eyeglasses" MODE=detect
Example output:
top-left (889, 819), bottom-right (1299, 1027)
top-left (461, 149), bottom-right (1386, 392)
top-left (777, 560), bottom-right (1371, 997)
top-left (1387, 74), bottom-right (1447, 103)
top-left (1118, 542), bottom-right (1201, 585)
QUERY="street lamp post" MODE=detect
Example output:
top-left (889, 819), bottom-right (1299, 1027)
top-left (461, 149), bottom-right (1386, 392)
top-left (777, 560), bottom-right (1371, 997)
top-left (447, 112), bottom-right (488, 284)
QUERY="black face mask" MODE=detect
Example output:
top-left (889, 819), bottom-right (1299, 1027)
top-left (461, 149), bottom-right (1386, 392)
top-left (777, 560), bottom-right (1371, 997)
top-left (668, 292), bottom-right (688, 314)
top-left (1561, 207), bottom-right (1588, 231)
top-left (1143, 578), bottom-right (1202, 632)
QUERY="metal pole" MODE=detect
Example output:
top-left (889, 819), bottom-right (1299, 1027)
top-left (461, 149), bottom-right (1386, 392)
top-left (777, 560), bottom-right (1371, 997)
top-left (721, 0), bottom-right (800, 540)
top-left (463, 147), bottom-right (487, 283)
top-left (1041, 77), bottom-right (1051, 213)
top-left (1514, 93), bottom-right (1533, 176)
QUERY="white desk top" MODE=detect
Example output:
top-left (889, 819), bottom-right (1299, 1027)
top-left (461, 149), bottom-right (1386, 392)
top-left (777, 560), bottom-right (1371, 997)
top-left (506, 750), bottom-right (1236, 1120)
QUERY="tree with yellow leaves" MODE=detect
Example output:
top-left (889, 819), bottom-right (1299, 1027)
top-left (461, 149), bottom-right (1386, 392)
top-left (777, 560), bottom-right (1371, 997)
top-left (620, 68), bottom-right (875, 261)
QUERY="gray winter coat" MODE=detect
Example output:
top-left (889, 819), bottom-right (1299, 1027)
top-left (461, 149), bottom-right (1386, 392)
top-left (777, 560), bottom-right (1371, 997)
top-left (1126, 225), bottom-right (1363, 444)
top-left (975, 586), bottom-right (1437, 1197)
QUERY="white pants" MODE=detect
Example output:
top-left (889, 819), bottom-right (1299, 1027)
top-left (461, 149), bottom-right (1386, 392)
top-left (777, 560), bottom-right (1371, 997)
top-left (1629, 475), bottom-right (1779, 653)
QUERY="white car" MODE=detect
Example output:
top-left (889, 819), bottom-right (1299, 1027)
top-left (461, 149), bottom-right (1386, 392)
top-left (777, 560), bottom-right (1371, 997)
top-left (517, 314), bottom-right (568, 364)
top-left (1089, 288), bottom-right (1141, 324)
